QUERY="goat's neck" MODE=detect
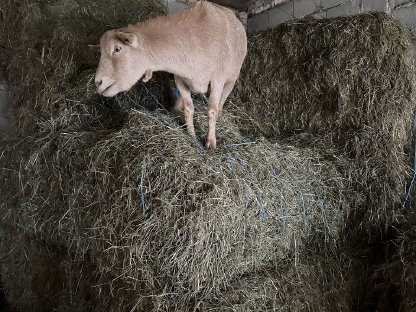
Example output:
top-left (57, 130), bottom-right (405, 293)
top-left (140, 20), bottom-right (195, 77)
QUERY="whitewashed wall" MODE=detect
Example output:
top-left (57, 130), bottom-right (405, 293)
top-left (164, 0), bottom-right (416, 33)
top-left (164, 0), bottom-right (248, 28)
top-left (248, 0), bottom-right (416, 32)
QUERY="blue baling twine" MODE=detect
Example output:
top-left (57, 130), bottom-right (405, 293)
top-left (402, 103), bottom-right (416, 209)
top-left (117, 83), bottom-right (265, 217)
top-left (115, 96), bottom-right (124, 109)
top-left (140, 164), bottom-right (147, 216)
top-left (270, 165), bottom-right (286, 227)
top-left (232, 153), bottom-right (267, 220)
top-left (119, 88), bottom-right (183, 130)
top-left (138, 81), bottom-right (166, 111)
top-left (316, 196), bottom-right (331, 234)
top-left (252, 182), bottom-right (267, 221)
top-left (280, 186), bottom-right (286, 227)
top-left (172, 86), bottom-right (180, 99)
top-left (115, 85), bottom-right (177, 217)
top-left (228, 141), bottom-right (257, 147)
top-left (275, 153), bottom-right (308, 228)
top-left (226, 153), bottom-right (250, 205)
top-left (124, 92), bottom-right (143, 110)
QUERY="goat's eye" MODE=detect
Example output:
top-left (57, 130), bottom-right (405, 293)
top-left (114, 47), bottom-right (121, 53)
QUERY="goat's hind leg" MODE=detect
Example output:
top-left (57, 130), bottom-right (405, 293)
top-left (172, 95), bottom-right (184, 115)
top-left (219, 78), bottom-right (237, 112)
top-left (175, 77), bottom-right (196, 138)
top-left (206, 82), bottom-right (223, 150)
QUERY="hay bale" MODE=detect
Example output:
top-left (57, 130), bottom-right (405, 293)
top-left (229, 12), bottom-right (415, 237)
top-left (0, 114), bottom-right (348, 310)
top-left (232, 12), bottom-right (413, 146)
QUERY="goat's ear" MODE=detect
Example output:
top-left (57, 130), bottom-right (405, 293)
top-left (88, 44), bottom-right (100, 51)
top-left (116, 31), bottom-right (138, 47)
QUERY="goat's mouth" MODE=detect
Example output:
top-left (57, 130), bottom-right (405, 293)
top-left (100, 84), bottom-right (114, 97)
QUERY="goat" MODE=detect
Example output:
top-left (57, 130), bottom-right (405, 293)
top-left (92, 1), bottom-right (247, 149)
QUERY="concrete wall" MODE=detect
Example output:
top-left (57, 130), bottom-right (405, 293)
top-left (164, 0), bottom-right (248, 28)
top-left (163, 0), bottom-right (416, 33)
top-left (248, 0), bottom-right (416, 32)
top-left (249, 0), bottom-right (291, 14)
top-left (165, 0), bottom-right (191, 14)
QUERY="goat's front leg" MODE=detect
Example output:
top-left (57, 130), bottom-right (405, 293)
top-left (206, 82), bottom-right (223, 150)
top-left (175, 78), bottom-right (195, 138)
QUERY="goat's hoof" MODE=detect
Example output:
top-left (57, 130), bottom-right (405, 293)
top-left (205, 138), bottom-right (217, 150)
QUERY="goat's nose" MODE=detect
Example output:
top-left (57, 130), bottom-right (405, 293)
top-left (95, 78), bottom-right (102, 89)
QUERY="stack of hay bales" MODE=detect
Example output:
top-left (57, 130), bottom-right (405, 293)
top-left (229, 12), bottom-right (415, 239)
top-left (0, 0), bottom-right (351, 311)
top-left (228, 13), bottom-right (416, 310)
top-left (0, 0), bottom-right (414, 311)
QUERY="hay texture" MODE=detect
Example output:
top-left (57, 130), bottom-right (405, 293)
top-left (200, 251), bottom-right (357, 312)
top-left (0, 228), bottom-right (356, 312)
top-left (0, 0), bottom-right (415, 311)
top-left (0, 229), bottom-right (100, 312)
top-left (230, 12), bottom-right (415, 238)
top-left (0, 0), bottom-right (350, 311)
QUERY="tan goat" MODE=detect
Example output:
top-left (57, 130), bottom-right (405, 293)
top-left (92, 1), bottom-right (247, 149)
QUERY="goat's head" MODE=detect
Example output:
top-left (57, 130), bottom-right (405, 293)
top-left (91, 29), bottom-right (152, 97)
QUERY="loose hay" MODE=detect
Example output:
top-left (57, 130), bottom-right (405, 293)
top-left (0, 0), bottom-right (166, 131)
top-left (1, 0), bottom-right (415, 311)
